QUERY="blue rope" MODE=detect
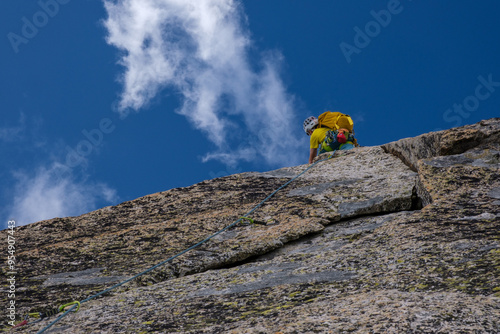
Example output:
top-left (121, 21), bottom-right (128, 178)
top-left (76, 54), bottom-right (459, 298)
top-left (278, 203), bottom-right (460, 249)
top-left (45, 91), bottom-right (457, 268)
top-left (36, 155), bottom-right (333, 333)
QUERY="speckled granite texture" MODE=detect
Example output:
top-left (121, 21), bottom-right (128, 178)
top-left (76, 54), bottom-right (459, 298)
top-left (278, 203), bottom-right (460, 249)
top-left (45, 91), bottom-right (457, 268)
top-left (2, 118), bottom-right (499, 333)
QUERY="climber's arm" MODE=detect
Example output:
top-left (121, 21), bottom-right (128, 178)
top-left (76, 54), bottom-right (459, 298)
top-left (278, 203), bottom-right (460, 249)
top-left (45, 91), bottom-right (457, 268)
top-left (309, 148), bottom-right (317, 164)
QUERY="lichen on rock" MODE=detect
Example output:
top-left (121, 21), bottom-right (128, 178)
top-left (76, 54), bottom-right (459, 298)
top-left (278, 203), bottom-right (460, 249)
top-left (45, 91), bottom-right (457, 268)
top-left (2, 118), bottom-right (499, 333)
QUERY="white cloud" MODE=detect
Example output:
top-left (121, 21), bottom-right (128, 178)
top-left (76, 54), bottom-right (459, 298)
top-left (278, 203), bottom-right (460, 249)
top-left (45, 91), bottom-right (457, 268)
top-left (7, 163), bottom-right (118, 226)
top-left (103, 0), bottom-right (303, 166)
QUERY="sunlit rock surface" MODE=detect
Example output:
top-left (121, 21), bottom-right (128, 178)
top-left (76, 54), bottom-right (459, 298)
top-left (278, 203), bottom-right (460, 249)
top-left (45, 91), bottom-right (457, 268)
top-left (2, 118), bottom-right (499, 333)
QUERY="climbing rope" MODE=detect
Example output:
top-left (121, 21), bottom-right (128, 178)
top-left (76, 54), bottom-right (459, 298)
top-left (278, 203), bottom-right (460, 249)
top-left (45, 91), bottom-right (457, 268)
top-left (30, 154), bottom-right (335, 333)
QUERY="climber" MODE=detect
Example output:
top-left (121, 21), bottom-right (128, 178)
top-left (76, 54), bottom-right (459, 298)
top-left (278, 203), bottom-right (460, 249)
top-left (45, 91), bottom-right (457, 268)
top-left (303, 112), bottom-right (357, 164)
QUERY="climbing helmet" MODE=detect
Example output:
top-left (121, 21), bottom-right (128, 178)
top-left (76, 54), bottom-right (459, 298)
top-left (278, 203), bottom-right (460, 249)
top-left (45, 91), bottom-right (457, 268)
top-left (303, 116), bottom-right (318, 135)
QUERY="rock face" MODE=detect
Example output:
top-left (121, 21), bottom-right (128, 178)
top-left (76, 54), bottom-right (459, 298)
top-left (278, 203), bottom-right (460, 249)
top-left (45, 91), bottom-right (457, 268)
top-left (2, 118), bottom-right (499, 333)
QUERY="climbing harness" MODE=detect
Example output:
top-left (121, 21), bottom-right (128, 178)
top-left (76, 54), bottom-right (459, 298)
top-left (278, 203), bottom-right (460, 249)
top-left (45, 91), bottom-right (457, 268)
top-left (28, 154), bottom-right (336, 334)
top-left (321, 129), bottom-right (357, 153)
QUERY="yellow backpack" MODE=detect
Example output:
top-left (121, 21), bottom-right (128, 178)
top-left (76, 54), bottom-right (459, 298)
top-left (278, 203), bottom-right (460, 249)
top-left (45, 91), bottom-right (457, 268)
top-left (318, 111), bottom-right (354, 133)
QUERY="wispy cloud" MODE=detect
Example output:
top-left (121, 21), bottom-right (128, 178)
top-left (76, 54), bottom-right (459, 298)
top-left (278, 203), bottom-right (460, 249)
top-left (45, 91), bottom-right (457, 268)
top-left (102, 0), bottom-right (302, 166)
top-left (5, 163), bottom-right (118, 227)
top-left (0, 112), bottom-right (25, 142)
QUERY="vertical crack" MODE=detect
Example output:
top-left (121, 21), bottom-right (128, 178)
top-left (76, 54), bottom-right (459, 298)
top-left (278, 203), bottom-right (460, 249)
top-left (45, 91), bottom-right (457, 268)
top-left (414, 176), bottom-right (432, 208)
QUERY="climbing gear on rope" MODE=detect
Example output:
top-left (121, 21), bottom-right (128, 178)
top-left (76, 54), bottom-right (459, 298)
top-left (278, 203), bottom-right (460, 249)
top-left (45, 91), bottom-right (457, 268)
top-left (239, 216), bottom-right (255, 224)
top-left (32, 154), bottom-right (336, 334)
top-left (38, 301), bottom-right (80, 319)
top-left (58, 301), bottom-right (81, 314)
top-left (16, 301), bottom-right (80, 329)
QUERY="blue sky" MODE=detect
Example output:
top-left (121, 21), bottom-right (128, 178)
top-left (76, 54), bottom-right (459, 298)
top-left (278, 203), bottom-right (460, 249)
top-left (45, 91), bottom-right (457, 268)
top-left (1, 0), bottom-right (499, 229)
